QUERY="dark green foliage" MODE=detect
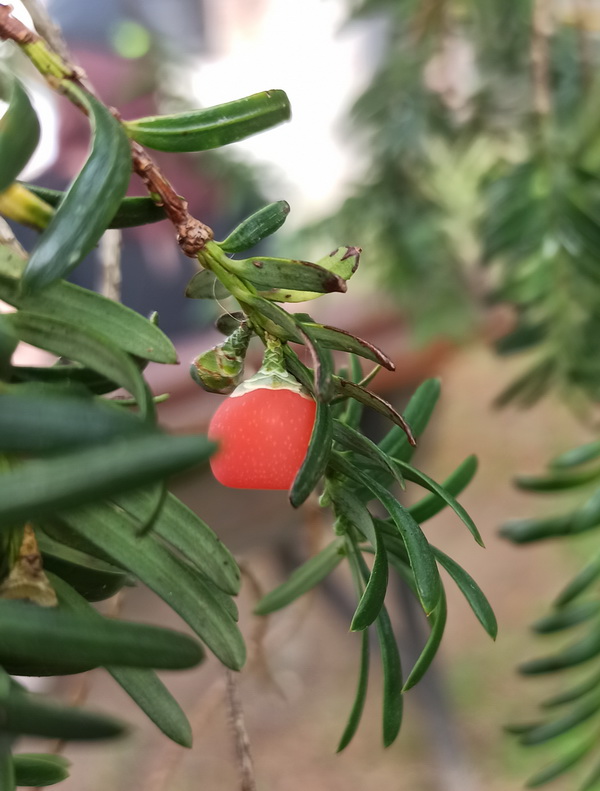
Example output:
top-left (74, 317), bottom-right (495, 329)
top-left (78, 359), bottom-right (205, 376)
top-left (0, 212), bottom-right (241, 765)
top-left (38, 532), bottom-right (130, 602)
top-left (504, 444), bottom-right (600, 785)
top-left (0, 393), bottom-right (150, 454)
top-left (0, 56), bottom-right (269, 767)
top-left (0, 243), bottom-right (177, 364)
top-left (1, 689), bottom-right (126, 740)
top-left (336, 629), bottom-right (370, 752)
top-left (410, 455), bottom-right (478, 523)
top-left (112, 489), bottom-right (241, 595)
top-left (49, 574), bottom-right (193, 746)
top-left (294, 319), bottom-right (335, 401)
top-left (0, 599), bottom-right (204, 673)
top-left (255, 375), bottom-right (491, 749)
top-left (225, 253), bottom-right (346, 294)
top-left (13, 753), bottom-right (70, 787)
top-left (402, 586), bottom-right (447, 691)
top-left (290, 401), bottom-right (334, 507)
top-left (125, 90), bottom-right (291, 152)
top-left (44, 504), bottom-right (245, 669)
top-left (22, 89), bottom-right (132, 292)
top-left (0, 434), bottom-right (215, 525)
top-left (22, 183), bottom-right (168, 228)
top-left (350, 524), bottom-right (389, 631)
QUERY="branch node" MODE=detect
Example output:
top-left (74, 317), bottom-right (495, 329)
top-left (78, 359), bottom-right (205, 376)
top-left (177, 218), bottom-right (213, 257)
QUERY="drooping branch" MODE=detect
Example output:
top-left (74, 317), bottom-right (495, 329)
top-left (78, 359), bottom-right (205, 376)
top-left (0, 3), bottom-right (36, 44)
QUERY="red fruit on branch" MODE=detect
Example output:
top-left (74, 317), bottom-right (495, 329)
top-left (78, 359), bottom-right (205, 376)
top-left (208, 386), bottom-right (316, 490)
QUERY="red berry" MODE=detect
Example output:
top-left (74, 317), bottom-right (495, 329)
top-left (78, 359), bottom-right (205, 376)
top-left (208, 387), bottom-right (316, 490)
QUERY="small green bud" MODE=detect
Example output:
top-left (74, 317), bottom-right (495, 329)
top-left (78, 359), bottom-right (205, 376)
top-left (217, 200), bottom-right (290, 253)
top-left (190, 324), bottom-right (252, 394)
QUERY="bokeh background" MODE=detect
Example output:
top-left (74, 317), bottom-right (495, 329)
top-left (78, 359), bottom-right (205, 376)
top-left (4, 0), bottom-right (600, 788)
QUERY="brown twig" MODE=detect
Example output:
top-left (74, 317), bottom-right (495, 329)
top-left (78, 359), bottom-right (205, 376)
top-left (33, 591), bottom-right (127, 791)
top-left (0, 4), bottom-right (36, 44)
top-left (225, 669), bottom-right (257, 791)
top-left (0, 3), bottom-right (213, 257)
top-left (129, 140), bottom-right (213, 255)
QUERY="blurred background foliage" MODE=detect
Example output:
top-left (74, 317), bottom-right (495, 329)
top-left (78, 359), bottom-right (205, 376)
top-left (310, 0), bottom-right (600, 374)
top-left (309, 0), bottom-right (600, 787)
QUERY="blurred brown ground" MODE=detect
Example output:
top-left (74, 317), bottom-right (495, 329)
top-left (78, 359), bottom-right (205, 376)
top-left (23, 343), bottom-right (591, 791)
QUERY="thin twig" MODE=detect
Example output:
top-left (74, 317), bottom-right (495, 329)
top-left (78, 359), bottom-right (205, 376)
top-left (572, 0), bottom-right (592, 90)
top-left (225, 669), bottom-right (257, 791)
top-left (98, 228), bottom-right (122, 302)
top-left (238, 560), bottom-right (283, 693)
top-left (44, 673), bottom-right (94, 763)
top-left (0, 4), bottom-right (36, 44)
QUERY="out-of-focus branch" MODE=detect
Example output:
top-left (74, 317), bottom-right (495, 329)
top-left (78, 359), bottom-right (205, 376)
top-left (225, 669), bottom-right (257, 791)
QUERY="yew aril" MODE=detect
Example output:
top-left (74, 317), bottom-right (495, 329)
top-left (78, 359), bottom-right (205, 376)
top-left (208, 386), bottom-right (316, 490)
